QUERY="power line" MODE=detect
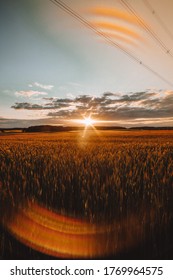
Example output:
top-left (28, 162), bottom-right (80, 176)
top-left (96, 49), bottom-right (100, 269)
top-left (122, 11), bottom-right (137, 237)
top-left (49, 0), bottom-right (173, 87)
top-left (143, 0), bottom-right (173, 42)
top-left (119, 0), bottom-right (173, 56)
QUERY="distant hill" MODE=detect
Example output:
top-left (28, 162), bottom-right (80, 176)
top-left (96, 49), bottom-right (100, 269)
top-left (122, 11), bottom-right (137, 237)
top-left (95, 126), bottom-right (126, 130)
top-left (25, 125), bottom-right (73, 133)
top-left (25, 125), bottom-right (126, 132)
top-left (0, 128), bottom-right (24, 133)
top-left (129, 126), bottom-right (173, 130)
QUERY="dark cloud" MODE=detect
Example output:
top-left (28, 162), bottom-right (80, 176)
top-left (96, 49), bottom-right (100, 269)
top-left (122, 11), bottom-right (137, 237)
top-left (74, 95), bottom-right (93, 103)
top-left (11, 102), bottom-right (45, 110)
top-left (11, 100), bottom-right (70, 110)
top-left (42, 97), bottom-right (54, 101)
top-left (52, 98), bottom-right (72, 103)
top-left (103, 92), bottom-right (118, 97)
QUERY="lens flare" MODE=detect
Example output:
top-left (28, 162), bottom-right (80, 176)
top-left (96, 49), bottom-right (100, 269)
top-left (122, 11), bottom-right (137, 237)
top-left (2, 201), bottom-right (154, 259)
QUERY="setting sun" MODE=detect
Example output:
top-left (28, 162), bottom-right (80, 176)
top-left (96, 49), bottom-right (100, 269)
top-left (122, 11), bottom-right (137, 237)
top-left (82, 117), bottom-right (95, 126)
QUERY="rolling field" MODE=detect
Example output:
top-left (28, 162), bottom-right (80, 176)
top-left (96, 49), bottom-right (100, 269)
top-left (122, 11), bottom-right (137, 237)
top-left (0, 130), bottom-right (173, 259)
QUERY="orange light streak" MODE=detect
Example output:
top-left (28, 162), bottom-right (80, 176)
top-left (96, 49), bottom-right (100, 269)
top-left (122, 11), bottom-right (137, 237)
top-left (89, 7), bottom-right (137, 24)
top-left (2, 201), bottom-right (154, 259)
top-left (92, 21), bottom-right (140, 39)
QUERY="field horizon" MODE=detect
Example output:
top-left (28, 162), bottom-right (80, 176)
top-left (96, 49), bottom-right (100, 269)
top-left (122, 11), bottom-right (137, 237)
top-left (1, 124), bottom-right (173, 133)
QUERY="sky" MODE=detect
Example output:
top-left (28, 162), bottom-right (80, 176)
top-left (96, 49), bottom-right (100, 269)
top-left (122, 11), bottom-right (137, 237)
top-left (0, 0), bottom-right (173, 128)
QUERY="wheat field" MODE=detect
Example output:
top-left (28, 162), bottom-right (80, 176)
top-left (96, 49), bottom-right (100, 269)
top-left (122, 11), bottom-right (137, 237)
top-left (0, 130), bottom-right (173, 259)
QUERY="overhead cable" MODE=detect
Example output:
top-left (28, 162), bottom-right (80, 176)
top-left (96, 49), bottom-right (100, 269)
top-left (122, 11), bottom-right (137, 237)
top-left (143, 0), bottom-right (173, 42)
top-left (119, 0), bottom-right (173, 56)
top-left (49, 0), bottom-right (173, 87)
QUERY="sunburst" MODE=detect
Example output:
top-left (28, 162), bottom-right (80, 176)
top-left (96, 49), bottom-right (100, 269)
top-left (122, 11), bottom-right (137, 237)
top-left (82, 116), bottom-right (95, 127)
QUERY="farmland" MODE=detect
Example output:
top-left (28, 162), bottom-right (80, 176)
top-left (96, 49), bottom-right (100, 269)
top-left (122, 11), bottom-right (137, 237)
top-left (0, 130), bottom-right (173, 259)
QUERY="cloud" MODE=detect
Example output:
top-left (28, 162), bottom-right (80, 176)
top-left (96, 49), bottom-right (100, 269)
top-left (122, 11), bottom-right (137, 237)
top-left (42, 97), bottom-right (55, 101)
top-left (11, 102), bottom-right (45, 110)
top-left (29, 82), bottom-right (54, 90)
top-left (11, 90), bottom-right (173, 124)
top-left (15, 90), bottom-right (48, 98)
top-left (11, 99), bottom-right (70, 110)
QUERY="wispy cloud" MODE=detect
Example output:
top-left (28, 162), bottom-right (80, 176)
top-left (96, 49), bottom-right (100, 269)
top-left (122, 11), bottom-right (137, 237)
top-left (11, 90), bottom-right (173, 124)
top-left (15, 90), bottom-right (48, 98)
top-left (29, 82), bottom-right (54, 90)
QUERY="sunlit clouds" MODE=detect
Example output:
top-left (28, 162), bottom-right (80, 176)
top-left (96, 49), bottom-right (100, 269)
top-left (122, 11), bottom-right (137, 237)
top-left (9, 89), bottom-right (173, 127)
top-left (15, 82), bottom-right (55, 98)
